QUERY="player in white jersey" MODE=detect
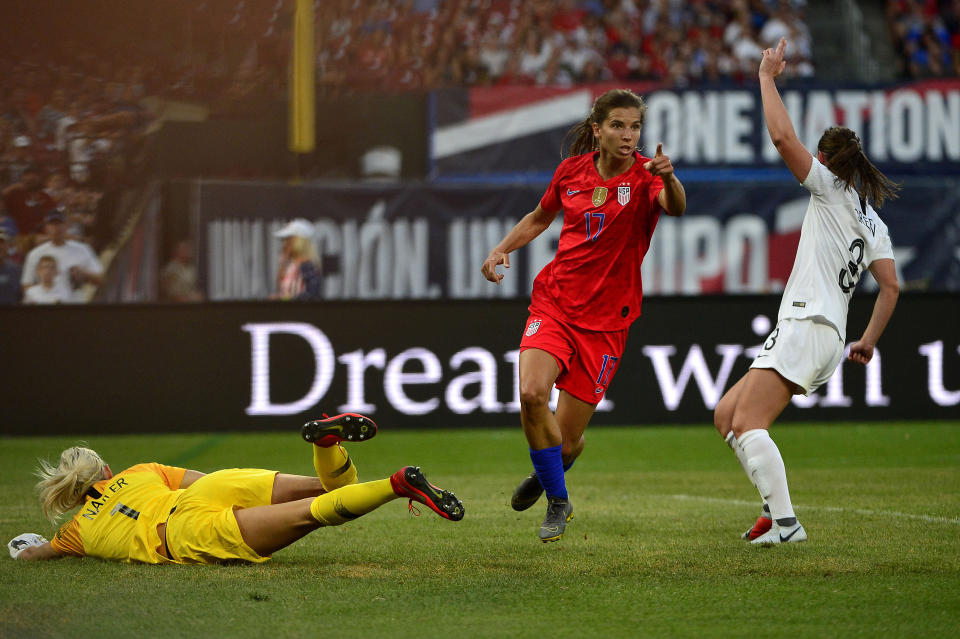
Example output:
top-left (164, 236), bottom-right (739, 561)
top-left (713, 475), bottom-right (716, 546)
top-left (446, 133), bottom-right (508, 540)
top-left (713, 38), bottom-right (901, 545)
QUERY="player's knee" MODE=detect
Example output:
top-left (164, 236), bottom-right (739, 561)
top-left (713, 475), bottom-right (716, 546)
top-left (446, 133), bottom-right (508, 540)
top-left (730, 413), bottom-right (757, 438)
top-left (518, 382), bottom-right (551, 410)
top-left (714, 398), bottom-right (733, 436)
top-left (560, 439), bottom-right (583, 463)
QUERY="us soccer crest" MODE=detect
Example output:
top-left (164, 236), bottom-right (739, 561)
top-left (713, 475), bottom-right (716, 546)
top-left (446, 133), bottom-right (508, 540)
top-left (525, 319), bottom-right (542, 337)
top-left (592, 187), bottom-right (608, 207)
top-left (618, 185), bottom-right (631, 205)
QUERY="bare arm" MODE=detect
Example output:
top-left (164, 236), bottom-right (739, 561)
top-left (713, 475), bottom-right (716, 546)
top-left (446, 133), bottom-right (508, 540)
top-left (69, 266), bottom-right (104, 288)
top-left (848, 258), bottom-right (899, 365)
top-left (17, 543), bottom-right (62, 561)
top-left (481, 204), bottom-right (559, 284)
top-left (759, 38), bottom-right (813, 183)
top-left (179, 469), bottom-right (206, 489)
top-left (644, 143), bottom-right (685, 217)
top-left (657, 173), bottom-right (686, 217)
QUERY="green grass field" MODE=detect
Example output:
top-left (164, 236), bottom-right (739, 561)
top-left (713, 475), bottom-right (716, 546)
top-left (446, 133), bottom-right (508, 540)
top-left (2, 422), bottom-right (959, 638)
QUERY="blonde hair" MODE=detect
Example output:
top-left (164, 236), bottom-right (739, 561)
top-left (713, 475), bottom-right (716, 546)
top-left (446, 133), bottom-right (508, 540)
top-left (35, 446), bottom-right (107, 523)
top-left (286, 235), bottom-right (318, 262)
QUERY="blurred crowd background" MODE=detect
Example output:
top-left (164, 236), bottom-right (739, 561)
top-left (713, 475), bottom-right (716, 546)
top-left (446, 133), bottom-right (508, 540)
top-left (1, 0), bottom-right (958, 304)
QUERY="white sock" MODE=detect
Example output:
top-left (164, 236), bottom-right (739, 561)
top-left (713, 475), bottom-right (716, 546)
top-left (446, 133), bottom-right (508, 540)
top-left (726, 431), bottom-right (768, 509)
top-left (737, 429), bottom-right (795, 521)
top-left (725, 431), bottom-right (752, 480)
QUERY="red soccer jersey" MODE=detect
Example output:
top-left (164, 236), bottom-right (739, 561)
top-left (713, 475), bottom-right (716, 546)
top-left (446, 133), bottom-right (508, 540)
top-left (532, 150), bottom-right (663, 332)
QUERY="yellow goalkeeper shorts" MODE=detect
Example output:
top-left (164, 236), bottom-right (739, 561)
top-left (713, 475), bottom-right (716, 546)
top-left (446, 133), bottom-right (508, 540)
top-left (165, 468), bottom-right (276, 564)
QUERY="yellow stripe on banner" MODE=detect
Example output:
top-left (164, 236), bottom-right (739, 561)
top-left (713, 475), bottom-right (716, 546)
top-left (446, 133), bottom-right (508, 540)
top-left (289, 0), bottom-right (315, 153)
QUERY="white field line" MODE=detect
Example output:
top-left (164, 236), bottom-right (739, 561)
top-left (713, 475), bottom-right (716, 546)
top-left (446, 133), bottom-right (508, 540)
top-left (668, 494), bottom-right (960, 526)
top-left (432, 90), bottom-right (593, 158)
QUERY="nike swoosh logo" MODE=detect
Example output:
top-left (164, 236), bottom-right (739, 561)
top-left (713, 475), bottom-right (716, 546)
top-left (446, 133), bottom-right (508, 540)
top-left (566, 189), bottom-right (580, 196)
top-left (780, 527), bottom-right (801, 542)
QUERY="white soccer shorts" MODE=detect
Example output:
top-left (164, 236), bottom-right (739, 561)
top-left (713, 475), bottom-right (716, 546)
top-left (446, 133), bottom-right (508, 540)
top-left (750, 317), bottom-right (844, 395)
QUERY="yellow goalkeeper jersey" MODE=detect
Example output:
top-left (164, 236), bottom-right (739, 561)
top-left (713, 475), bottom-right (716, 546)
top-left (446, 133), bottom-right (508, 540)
top-left (50, 463), bottom-right (186, 564)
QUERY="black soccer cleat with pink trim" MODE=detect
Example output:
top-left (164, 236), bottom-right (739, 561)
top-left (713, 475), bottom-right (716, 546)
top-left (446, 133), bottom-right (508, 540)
top-left (390, 466), bottom-right (465, 521)
top-left (301, 413), bottom-right (378, 447)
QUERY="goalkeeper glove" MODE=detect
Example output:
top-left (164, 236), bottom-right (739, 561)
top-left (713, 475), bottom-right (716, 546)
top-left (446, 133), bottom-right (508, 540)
top-left (8, 533), bottom-right (49, 559)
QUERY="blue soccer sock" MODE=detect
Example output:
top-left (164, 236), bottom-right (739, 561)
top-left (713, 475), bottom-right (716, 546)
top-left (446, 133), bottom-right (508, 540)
top-left (530, 445), bottom-right (567, 500)
top-left (527, 459), bottom-right (573, 489)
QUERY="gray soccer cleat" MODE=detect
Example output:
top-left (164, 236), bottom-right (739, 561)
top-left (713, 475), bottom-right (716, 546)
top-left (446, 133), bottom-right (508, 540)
top-left (511, 471), bottom-right (544, 511)
top-left (538, 497), bottom-right (574, 543)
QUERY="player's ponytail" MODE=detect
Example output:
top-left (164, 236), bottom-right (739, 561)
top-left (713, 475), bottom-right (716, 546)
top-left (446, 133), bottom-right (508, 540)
top-left (817, 127), bottom-right (901, 208)
top-left (564, 116), bottom-right (596, 157)
top-left (35, 446), bottom-right (107, 523)
top-left (563, 88), bottom-right (647, 158)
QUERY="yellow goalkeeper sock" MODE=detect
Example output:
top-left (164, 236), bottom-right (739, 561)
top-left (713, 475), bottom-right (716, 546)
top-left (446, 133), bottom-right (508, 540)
top-left (309, 479), bottom-right (396, 526)
top-left (312, 443), bottom-right (358, 491)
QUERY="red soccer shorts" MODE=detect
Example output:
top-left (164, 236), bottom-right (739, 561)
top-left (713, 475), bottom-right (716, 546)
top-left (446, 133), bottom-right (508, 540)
top-left (519, 308), bottom-right (629, 405)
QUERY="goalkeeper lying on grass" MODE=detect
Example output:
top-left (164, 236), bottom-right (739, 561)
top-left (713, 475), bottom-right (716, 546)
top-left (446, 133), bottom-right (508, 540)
top-left (8, 414), bottom-right (463, 564)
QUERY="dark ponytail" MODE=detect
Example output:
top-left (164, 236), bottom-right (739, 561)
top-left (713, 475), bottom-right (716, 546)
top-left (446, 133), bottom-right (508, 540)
top-left (562, 89), bottom-right (647, 158)
top-left (564, 117), bottom-right (596, 158)
top-left (817, 127), bottom-right (901, 208)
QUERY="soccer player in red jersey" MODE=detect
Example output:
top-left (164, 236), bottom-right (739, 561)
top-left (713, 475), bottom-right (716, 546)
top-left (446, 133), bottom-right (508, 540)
top-left (481, 89), bottom-right (686, 542)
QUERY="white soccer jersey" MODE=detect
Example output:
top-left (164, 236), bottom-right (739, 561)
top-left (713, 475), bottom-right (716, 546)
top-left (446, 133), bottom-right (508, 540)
top-left (777, 157), bottom-right (895, 342)
top-left (23, 282), bottom-right (73, 304)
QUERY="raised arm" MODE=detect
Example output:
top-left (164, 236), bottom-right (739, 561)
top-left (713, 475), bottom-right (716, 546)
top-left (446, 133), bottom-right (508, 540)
top-left (759, 38), bottom-right (812, 183)
top-left (848, 258), bottom-right (899, 365)
top-left (481, 204), bottom-right (559, 284)
top-left (644, 143), bottom-right (685, 217)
